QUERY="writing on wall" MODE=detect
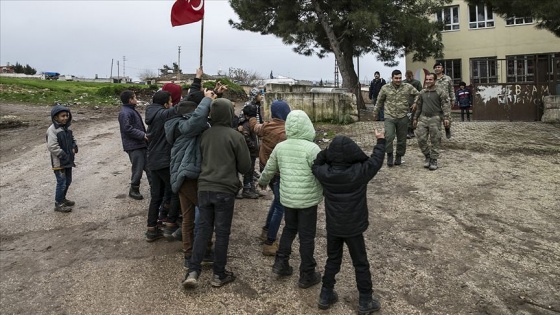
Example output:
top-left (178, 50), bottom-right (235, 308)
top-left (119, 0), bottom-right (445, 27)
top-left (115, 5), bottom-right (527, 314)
top-left (477, 84), bottom-right (550, 106)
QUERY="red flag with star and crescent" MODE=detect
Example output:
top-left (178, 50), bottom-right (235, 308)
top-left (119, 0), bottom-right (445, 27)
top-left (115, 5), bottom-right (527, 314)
top-left (171, 0), bottom-right (204, 26)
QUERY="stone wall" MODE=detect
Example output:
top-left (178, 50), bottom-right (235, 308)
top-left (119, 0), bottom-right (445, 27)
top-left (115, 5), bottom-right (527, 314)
top-left (542, 95), bottom-right (560, 123)
top-left (263, 90), bottom-right (357, 124)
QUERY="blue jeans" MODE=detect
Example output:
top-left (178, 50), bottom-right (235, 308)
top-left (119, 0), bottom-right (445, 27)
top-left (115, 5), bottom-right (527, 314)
top-left (189, 191), bottom-right (235, 278)
top-left (322, 233), bottom-right (372, 295)
top-left (276, 205), bottom-right (318, 275)
top-left (54, 168), bottom-right (72, 204)
top-left (263, 175), bottom-right (284, 243)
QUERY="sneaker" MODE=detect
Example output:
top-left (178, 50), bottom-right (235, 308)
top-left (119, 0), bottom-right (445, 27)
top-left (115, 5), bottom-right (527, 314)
top-left (423, 154), bottom-right (431, 168)
top-left (54, 203), bottom-right (72, 213)
top-left (318, 287), bottom-right (338, 310)
top-left (262, 242), bottom-right (278, 256)
top-left (172, 227), bottom-right (183, 241)
top-left (183, 256), bottom-right (190, 270)
top-left (259, 228), bottom-right (268, 242)
top-left (298, 271), bottom-right (321, 289)
top-left (394, 155), bottom-right (402, 166)
top-left (272, 259), bottom-right (293, 276)
top-left (62, 199), bottom-right (75, 207)
top-left (211, 270), bottom-right (236, 287)
top-left (358, 295), bottom-right (381, 314)
top-left (445, 127), bottom-right (452, 139)
top-left (386, 153), bottom-right (394, 167)
top-left (163, 223), bottom-right (179, 241)
top-left (235, 188), bottom-right (244, 199)
top-left (182, 271), bottom-right (199, 289)
top-left (145, 227), bottom-right (164, 242)
top-left (242, 188), bottom-right (259, 199)
top-left (429, 159), bottom-right (438, 171)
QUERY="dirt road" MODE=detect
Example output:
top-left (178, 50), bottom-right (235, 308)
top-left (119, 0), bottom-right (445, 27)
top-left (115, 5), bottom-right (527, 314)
top-left (1, 103), bottom-right (559, 314)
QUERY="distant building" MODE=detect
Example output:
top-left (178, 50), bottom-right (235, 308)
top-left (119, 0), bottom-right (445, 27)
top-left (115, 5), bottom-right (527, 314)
top-left (1, 64), bottom-right (15, 73)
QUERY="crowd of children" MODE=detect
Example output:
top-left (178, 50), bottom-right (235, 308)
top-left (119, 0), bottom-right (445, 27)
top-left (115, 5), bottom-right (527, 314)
top-left (48, 70), bottom-right (386, 314)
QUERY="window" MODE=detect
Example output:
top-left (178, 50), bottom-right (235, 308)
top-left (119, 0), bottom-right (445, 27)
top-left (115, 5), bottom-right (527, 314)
top-left (506, 55), bottom-right (534, 83)
top-left (505, 17), bottom-right (534, 26)
top-left (471, 57), bottom-right (498, 83)
top-left (469, 4), bottom-right (494, 29)
top-left (436, 59), bottom-right (462, 85)
top-left (437, 6), bottom-right (460, 31)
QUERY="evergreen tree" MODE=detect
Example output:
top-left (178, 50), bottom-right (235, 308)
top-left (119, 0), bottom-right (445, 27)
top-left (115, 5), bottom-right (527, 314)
top-left (13, 62), bottom-right (24, 73)
top-left (23, 64), bottom-right (37, 75)
top-left (229, 0), bottom-right (449, 108)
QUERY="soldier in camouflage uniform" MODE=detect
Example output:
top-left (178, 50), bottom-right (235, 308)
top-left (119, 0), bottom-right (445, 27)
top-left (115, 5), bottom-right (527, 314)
top-left (412, 73), bottom-right (451, 171)
top-left (433, 62), bottom-right (455, 139)
top-left (403, 70), bottom-right (423, 139)
top-left (373, 70), bottom-right (420, 167)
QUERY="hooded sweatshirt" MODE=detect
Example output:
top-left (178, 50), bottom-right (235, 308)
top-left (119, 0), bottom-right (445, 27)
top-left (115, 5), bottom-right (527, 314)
top-left (312, 135), bottom-right (386, 237)
top-left (46, 104), bottom-right (78, 169)
top-left (258, 110), bottom-right (323, 209)
top-left (197, 98), bottom-right (251, 194)
top-left (144, 101), bottom-right (180, 171)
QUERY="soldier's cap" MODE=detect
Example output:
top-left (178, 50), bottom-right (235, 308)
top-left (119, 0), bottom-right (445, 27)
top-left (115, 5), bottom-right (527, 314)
top-left (433, 62), bottom-right (443, 69)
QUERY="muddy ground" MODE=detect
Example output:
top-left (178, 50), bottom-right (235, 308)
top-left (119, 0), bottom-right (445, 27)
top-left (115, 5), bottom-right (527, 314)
top-left (0, 102), bottom-right (559, 315)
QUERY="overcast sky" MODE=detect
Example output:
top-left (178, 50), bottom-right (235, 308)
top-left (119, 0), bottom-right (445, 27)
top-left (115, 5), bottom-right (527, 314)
top-left (0, 0), bottom-right (404, 83)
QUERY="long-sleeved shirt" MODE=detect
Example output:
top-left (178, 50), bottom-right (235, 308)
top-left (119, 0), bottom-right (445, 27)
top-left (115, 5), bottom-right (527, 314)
top-left (374, 82), bottom-right (419, 119)
top-left (414, 87), bottom-right (451, 121)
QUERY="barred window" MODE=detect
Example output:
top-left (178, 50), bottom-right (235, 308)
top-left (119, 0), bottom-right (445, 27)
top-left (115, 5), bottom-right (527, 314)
top-left (471, 57), bottom-right (498, 83)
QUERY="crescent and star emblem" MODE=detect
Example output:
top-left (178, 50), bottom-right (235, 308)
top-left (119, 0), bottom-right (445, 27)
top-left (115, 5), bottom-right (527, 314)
top-left (188, 0), bottom-right (204, 11)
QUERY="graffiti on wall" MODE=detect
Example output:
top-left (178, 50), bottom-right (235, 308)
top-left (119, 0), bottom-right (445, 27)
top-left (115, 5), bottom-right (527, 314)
top-left (477, 84), bottom-right (550, 106)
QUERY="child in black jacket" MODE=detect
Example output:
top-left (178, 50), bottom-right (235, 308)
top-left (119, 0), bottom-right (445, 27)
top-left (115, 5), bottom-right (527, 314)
top-left (311, 129), bottom-right (385, 314)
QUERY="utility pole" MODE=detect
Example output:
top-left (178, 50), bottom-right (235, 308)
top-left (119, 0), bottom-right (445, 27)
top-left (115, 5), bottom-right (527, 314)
top-left (110, 59), bottom-right (113, 79)
top-left (117, 61), bottom-right (120, 82)
top-left (123, 56), bottom-right (126, 80)
top-left (177, 46), bottom-right (181, 81)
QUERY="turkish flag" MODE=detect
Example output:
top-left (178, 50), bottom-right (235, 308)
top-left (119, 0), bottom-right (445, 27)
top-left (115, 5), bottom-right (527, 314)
top-left (171, 0), bottom-right (204, 27)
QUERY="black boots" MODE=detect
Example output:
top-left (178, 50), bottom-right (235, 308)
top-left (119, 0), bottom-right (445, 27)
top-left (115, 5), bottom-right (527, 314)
top-left (429, 159), bottom-right (438, 171)
top-left (358, 293), bottom-right (381, 315)
top-left (272, 257), bottom-right (293, 276)
top-left (394, 155), bottom-right (402, 166)
top-left (386, 153), bottom-right (394, 167)
top-left (318, 287), bottom-right (338, 310)
top-left (129, 185), bottom-right (143, 200)
top-left (445, 127), bottom-right (452, 139)
top-left (423, 154), bottom-right (431, 168)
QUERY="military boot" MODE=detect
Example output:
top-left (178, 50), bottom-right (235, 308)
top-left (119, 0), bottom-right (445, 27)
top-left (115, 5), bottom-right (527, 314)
top-left (429, 159), bottom-right (438, 171)
top-left (423, 154), bottom-right (431, 168)
top-left (386, 153), bottom-right (394, 167)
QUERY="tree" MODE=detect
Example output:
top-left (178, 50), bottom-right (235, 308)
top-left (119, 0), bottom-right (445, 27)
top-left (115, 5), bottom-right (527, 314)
top-left (465, 0), bottom-right (559, 37)
top-left (23, 64), bottom-right (37, 75)
top-left (138, 69), bottom-right (158, 81)
top-left (228, 67), bottom-right (261, 85)
top-left (13, 62), bottom-right (24, 73)
top-left (229, 0), bottom-right (449, 109)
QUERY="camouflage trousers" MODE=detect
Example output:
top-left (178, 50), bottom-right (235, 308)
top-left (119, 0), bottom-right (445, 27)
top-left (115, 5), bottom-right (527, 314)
top-left (415, 115), bottom-right (442, 159)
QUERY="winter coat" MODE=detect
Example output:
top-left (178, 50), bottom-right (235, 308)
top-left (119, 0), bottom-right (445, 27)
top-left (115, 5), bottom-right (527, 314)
top-left (312, 136), bottom-right (385, 237)
top-left (118, 104), bottom-right (147, 151)
top-left (145, 103), bottom-right (180, 171)
top-left (239, 117), bottom-right (259, 158)
top-left (249, 100), bottom-right (291, 170)
top-left (369, 78), bottom-right (386, 100)
top-left (46, 104), bottom-right (78, 169)
top-left (164, 97), bottom-right (211, 193)
top-left (258, 110), bottom-right (323, 209)
top-left (455, 88), bottom-right (472, 108)
top-left (198, 98), bottom-right (252, 195)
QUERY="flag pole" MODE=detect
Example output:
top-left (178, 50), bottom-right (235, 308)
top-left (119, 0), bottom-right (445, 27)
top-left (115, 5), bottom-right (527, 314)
top-left (199, 17), bottom-right (204, 69)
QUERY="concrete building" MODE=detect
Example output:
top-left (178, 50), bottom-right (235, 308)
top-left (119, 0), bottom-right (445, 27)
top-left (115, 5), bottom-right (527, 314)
top-left (405, 0), bottom-right (560, 120)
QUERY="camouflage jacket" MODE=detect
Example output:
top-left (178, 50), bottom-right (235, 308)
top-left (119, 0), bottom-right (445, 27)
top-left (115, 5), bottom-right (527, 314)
top-left (374, 82), bottom-right (419, 119)
top-left (435, 74), bottom-right (455, 105)
top-left (413, 87), bottom-right (451, 121)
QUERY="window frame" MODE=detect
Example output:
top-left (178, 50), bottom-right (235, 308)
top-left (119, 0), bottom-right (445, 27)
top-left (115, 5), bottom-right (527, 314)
top-left (470, 57), bottom-right (498, 84)
top-left (469, 4), bottom-right (494, 29)
top-left (436, 5), bottom-right (460, 31)
top-left (505, 16), bottom-right (534, 26)
top-left (506, 55), bottom-right (535, 83)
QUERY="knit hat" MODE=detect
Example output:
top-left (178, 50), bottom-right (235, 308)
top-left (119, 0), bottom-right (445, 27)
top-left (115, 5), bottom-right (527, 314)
top-left (162, 83), bottom-right (182, 106)
top-left (250, 87), bottom-right (262, 97)
top-left (270, 100), bottom-right (291, 121)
